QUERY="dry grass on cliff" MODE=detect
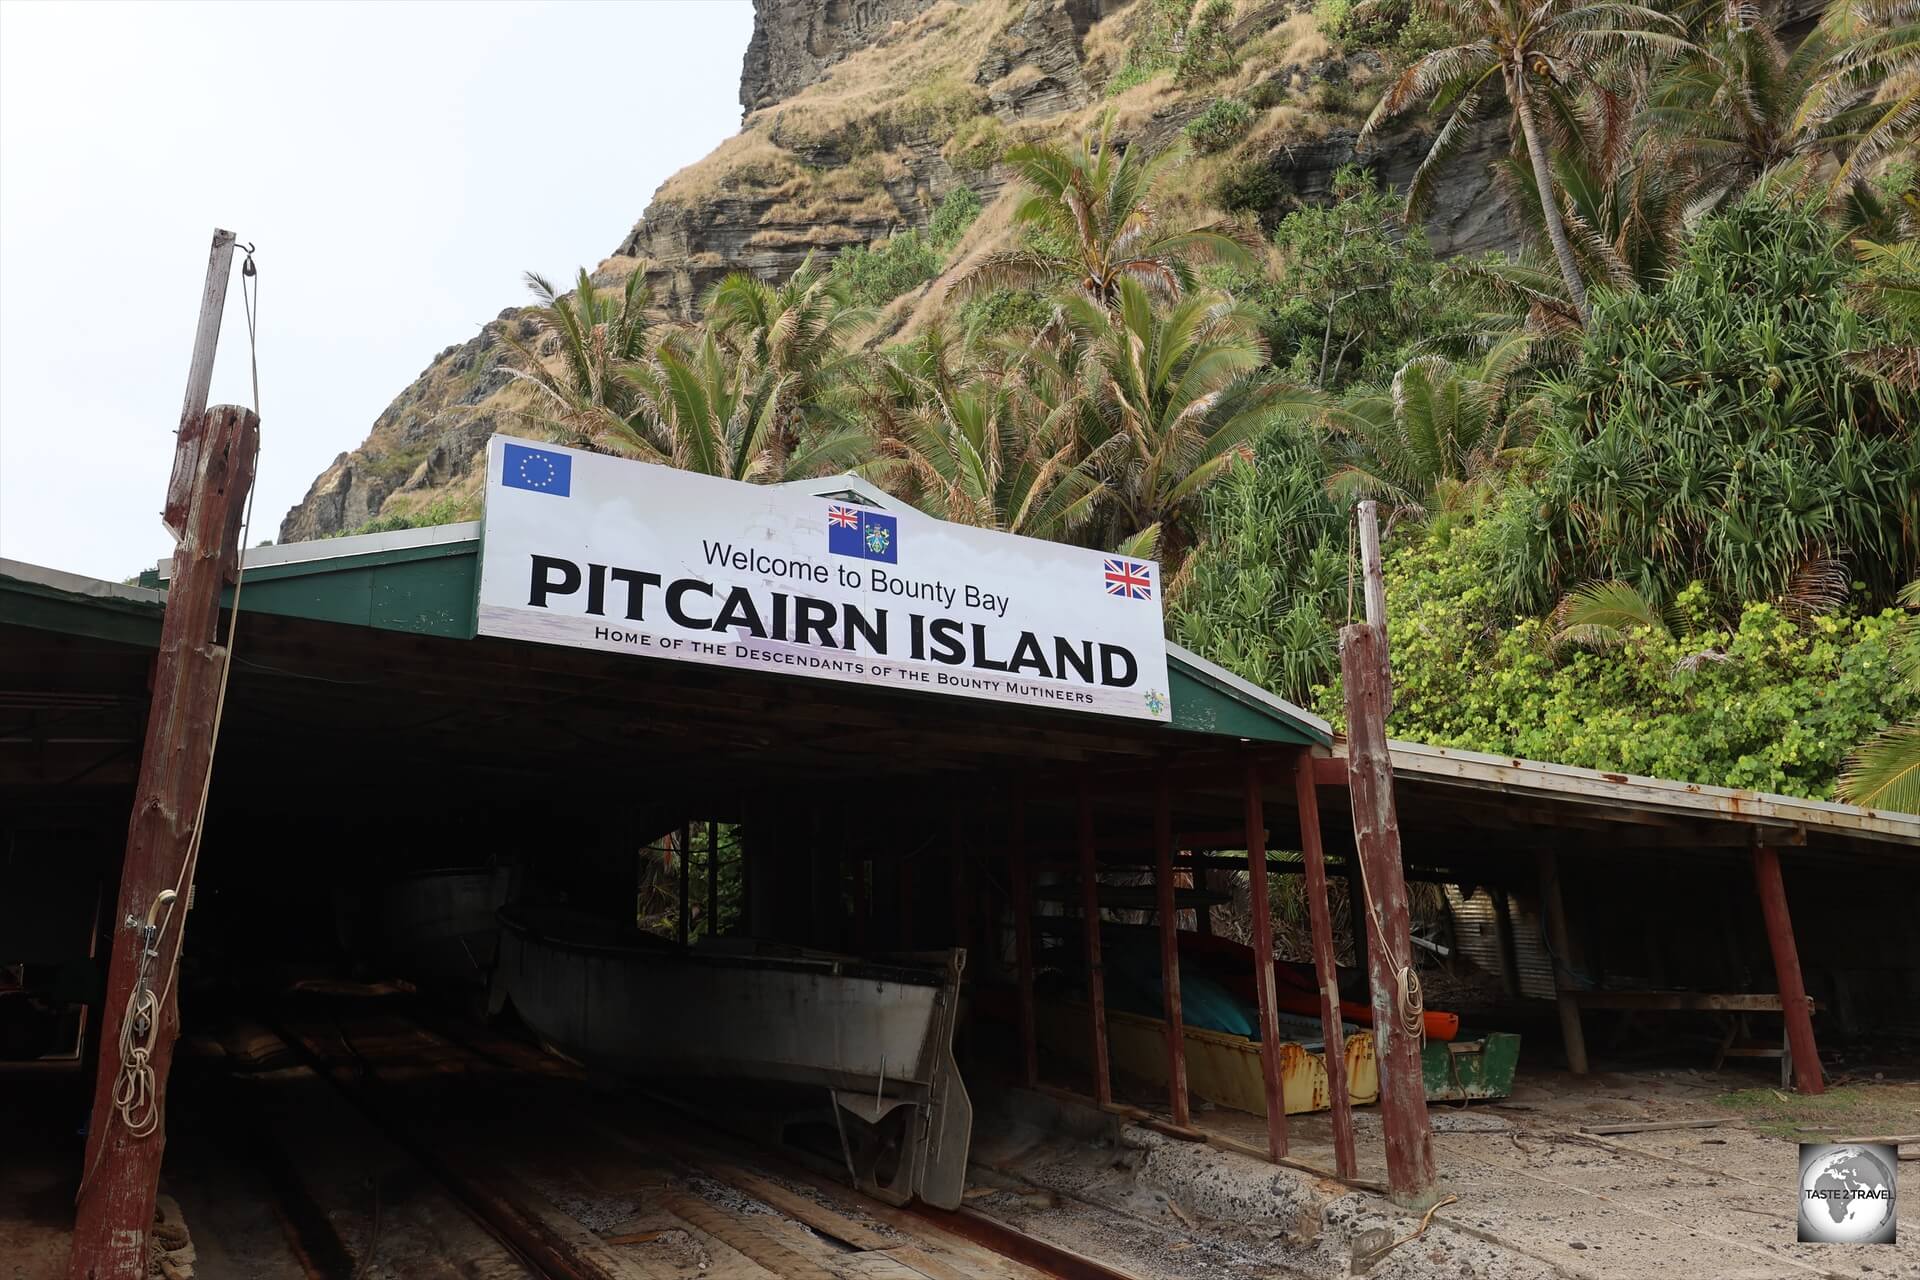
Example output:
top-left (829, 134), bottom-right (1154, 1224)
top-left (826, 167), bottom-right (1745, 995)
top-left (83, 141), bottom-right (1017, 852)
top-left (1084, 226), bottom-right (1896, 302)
top-left (873, 183), bottom-right (1024, 344)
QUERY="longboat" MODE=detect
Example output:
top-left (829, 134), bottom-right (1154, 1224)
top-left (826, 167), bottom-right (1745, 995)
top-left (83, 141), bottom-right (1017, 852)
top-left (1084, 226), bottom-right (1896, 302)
top-left (493, 905), bottom-right (973, 1208)
top-left (376, 866), bottom-right (515, 985)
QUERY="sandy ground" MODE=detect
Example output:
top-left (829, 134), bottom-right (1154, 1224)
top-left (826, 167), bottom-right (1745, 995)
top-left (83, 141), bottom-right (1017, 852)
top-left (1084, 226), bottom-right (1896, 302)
top-left (1011, 1061), bottom-right (1920, 1280)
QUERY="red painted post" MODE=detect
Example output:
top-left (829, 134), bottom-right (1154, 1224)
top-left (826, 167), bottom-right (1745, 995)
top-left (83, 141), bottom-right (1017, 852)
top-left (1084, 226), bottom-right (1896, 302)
top-left (1010, 797), bottom-right (1039, 1088)
top-left (1752, 844), bottom-right (1824, 1095)
top-left (1293, 749), bottom-right (1356, 1178)
top-left (1340, 622), bottom-right (1436, 1205)
top-left (70, 405), bottom-right (259, 1280)
top-left (1243, 760), bottom-right (1290, 1160)
top-left (1078, 779), bottom-right (1112, 1106)
top-left (1152, 768), bottom-right (1190, 1126)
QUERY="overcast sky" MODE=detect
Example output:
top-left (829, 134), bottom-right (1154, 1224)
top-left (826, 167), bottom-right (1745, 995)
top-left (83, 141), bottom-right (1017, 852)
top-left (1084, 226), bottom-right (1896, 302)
top-left (0, 0), bottom-right (753, 580)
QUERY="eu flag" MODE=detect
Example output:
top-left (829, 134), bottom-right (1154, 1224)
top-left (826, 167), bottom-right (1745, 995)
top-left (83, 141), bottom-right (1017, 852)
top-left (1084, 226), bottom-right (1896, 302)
top-left (502, 444), bottom-right (571, 497)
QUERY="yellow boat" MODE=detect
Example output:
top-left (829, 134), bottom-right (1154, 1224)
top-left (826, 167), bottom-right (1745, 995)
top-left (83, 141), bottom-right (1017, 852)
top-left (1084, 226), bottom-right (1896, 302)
top-left (1037, 998), bottom-right (1380, 1115)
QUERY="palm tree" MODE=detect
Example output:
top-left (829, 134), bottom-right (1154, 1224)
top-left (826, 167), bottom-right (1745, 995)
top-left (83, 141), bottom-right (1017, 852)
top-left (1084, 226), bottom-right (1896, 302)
top-left (1361, 0), bottom-right (1686, 320)
top-left (947, 121), bottom-right (1257, 309)
top-left (497, 267), bottom-right (655, 448)
top-left (1840, 581), bottom-right (1920, 812)
top-left (1067, 278), bottom-right (1321, 559)
top-left (1322, 332), bottom-right (1537, 515)
top-left (701, 255), bottom-right (871, 461)
top-left (1799, 0), bottom-right (1920, 197)
top-left (615, 332), bottom-right (870, 483)
top-left (878, 367), bottom-right (1102, 539)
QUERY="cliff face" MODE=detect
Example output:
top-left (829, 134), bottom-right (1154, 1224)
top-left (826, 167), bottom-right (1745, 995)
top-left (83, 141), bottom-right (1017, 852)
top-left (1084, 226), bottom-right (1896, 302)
top-left (281, 0), bottom-right (1518, 543)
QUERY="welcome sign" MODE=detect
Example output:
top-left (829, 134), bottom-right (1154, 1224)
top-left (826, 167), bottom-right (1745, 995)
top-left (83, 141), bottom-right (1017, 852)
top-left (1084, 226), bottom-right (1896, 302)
top-left (475, 438), bottom-right (1172, 723)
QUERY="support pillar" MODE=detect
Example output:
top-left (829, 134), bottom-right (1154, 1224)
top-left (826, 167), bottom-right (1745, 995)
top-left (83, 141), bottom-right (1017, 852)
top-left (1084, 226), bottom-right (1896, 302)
top-left (1491, 887), bottom-right (1521, 1000)
top-left (1340, 622), bottom-right (1435, 1206)
top-left (1010, 797), bottom-right (1038, 1088)
top-left (1078, 780), bottom-right (1112, 1107)
top-left (1243, 760), bottom-right (1289, 1161)
top-left (677, 822), bottom-right (692, 946)
top-left (1753, 843), bottom-right (1824, 1095)
top-left (1152, 768), bottom-right (1190, 1127)
top-left (71, 403), bottom-right (258, 1280)
top-left (1293, 750), bottom-right (1355, 1178)
top-left (951, 812), bottom-right (969, 953)
top-left (1537, 849), bottom-right (1589, 1074)
top-left (706, 820), bottom-right (718, 941)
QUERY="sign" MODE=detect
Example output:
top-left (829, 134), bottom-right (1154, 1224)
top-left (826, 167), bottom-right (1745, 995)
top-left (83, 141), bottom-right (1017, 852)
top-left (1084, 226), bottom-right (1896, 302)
top-left (476, 438), bottom-right (1171, 722)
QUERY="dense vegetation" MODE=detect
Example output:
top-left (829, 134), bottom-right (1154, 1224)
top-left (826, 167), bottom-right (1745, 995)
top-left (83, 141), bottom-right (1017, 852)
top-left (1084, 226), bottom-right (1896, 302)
top-left (488, 0), bottom-right (1918, 807)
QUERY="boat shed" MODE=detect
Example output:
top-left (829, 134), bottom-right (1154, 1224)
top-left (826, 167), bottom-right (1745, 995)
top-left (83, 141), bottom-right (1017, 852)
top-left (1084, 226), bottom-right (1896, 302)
top-left (6, 479), bottom-right (1920, 1239)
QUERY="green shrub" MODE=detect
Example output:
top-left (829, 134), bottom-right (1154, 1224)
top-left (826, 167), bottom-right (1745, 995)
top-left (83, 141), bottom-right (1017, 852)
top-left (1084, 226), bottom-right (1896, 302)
top-left (958, 287), bottom-right (1055, 335)
top-left (928, 185), bottom-right (982, 248)
top-left (333, 493), bottom-right (473, 538)
top-left (1185, 97), bottom-right (1255, 154)
top-left (830, 229), bottom-right (943, 307)
top-left (944, 116), bottom-right (1006, 176)
top-left (1108, 0), bottom-right (1196, 95)
top-left (1213, 154), bottom-right (1286, 217)
top-left (1176, 0), bottom-right (1240, 84)
top-left (1315, 525), bottom-right (1917, 799)
top-left (1313, 0), bottom-right (1353, 38)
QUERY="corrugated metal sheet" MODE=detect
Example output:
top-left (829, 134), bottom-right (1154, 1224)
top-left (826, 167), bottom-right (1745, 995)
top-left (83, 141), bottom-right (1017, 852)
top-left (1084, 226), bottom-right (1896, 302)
top-left (1445, 886), bottom-right (1556, 1000)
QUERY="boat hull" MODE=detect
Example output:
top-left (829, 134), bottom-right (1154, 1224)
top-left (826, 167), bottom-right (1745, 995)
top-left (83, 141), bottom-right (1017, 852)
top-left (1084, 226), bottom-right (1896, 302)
top-left (495, 907), bottom-right (972, 1208)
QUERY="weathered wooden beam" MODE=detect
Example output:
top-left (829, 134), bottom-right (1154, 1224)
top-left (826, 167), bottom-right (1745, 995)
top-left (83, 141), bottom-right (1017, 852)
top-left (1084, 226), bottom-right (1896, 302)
top-left (1010, 797), bottom-right (1038, 1088)
top-left (1243, 759), bottom-right (1289, 1161)
top-left (1293, 749), bottom-right (1355, 1179)
top-left (1536, 848), bottom-right (1589, 1074)
top-left (1752, 843), bottom-right (1824, 1095)
top-left (1152, 768), bottom-right (1189, 1127)
top-left (1078, 779), bottom-right (1112, 1107)
top-left (1339, 622), bottom-right (1435, 1207)
top-left (70, 404), bottom-right (258, 1280)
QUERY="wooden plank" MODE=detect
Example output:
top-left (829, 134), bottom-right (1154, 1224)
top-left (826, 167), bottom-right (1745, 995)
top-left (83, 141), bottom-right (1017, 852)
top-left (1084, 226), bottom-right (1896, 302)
top-left (1340, 622), bottom-right (1435, 1207)
top-left (1292, 749), bottom-right (1355, 1179)
top-left (1151, 768), bottom-right (1189, 1127)
top-left (1579, 1118), bottom-right (1735, 1136)
top-left (1752, 844), bottom-right (1824, 1094)
top-left (71, 406), bottom-right (259, 1280)
top-left (692, 1162), bottom-right (894, 1252)
top-left (1567, 991), bottom-right (1802, 1012)
top-left (1242, 759), bottom-right (1289, 1161)
top-left (1078, 779), bottom-right (1112, 1106)
top-left (162, 229), bottom-right (238, 541)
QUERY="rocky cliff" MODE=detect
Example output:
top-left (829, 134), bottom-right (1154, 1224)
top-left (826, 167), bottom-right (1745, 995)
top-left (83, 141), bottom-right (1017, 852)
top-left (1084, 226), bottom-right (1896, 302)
top-left (281, 0), bottom-right (1518, 543)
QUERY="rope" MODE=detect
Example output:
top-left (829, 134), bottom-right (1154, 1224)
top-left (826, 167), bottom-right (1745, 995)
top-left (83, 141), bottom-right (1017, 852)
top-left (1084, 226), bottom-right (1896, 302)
top-left (93, 243), bottom-right (263, 1177)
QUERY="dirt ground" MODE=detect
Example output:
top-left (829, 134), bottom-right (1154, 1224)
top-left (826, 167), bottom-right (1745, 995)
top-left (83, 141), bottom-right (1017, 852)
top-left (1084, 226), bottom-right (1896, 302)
top-left (1063, 1060), bottom-right (1920, 1280)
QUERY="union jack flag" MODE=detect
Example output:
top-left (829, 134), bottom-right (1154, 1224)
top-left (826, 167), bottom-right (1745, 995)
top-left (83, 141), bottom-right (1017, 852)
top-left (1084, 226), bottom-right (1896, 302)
top-left (826, 504), bottom-right (861, 529)
top-left (1103, 559), bottom-right (1153, 600)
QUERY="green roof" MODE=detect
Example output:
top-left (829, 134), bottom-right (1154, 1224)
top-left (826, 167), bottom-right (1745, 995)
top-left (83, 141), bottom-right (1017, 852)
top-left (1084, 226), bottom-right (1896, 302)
top-left (4, 526), bottom-right (1330, 749)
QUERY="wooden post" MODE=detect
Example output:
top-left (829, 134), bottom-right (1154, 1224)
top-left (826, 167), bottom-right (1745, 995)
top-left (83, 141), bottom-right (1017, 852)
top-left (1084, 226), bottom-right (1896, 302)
top-left (1346, 866), bottom-right (1371, 994)
top-left (1010, 797), bottom-right (1038, 1088)
top-left (1152, 768), bottom-right (1190, 1127)
top-left (677, 822), bottom-right (692, 946)
top-left (1077, 780), bottom-right (1112, 1107)
top-left (1243, 761), bottom-right (1289, 1160)
top-left (898, 853), bottom-right (915, 951)
top-left (1536, 849), bottom-right (1589, 1074)
top-left (1491, 888), bottom-right (1521, 1000)
top-left (1356, 499), bottom-right (1391, 715)
top-left (1193, 850), bottom-right (1213, 936)
top-left (160, 231), bottom-right (238, 546)
top-left (1293, 750), bottom-right (1355, 1178)
top-left (1752, 844), bottom-right (1824, 1095)
top-left (1340, 622), bottom-right (1435, 1205)
top-left (951, 812), bottom-right (969, 952)
top-left (70, 405), bottom-right (259, 1280)
top-left (706, 820), bottom-right (718, 941)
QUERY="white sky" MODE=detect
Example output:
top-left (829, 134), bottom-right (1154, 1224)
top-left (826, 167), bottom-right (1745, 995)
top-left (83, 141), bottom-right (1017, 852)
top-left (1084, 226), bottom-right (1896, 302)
top-left (0, 0), bottom-right (753, 580)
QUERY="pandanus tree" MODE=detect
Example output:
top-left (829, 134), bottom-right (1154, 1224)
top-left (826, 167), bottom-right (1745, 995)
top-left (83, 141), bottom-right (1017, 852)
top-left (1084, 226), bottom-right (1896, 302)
top-left (497, 267), bottom-right (655, 449)
top-left (1361, 0), bottom-right (1687, 321)
top-left (947, 121), bottom-right (1258, 310)
top-left (1066, 278), bottom-right (1321, 560)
